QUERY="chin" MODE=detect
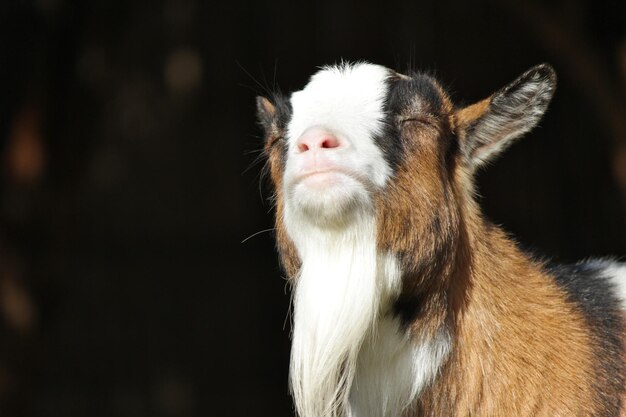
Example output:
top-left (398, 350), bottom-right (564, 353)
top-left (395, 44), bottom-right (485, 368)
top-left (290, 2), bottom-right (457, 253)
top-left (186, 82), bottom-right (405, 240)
top-left (286, 172), bottom-right (373, 227)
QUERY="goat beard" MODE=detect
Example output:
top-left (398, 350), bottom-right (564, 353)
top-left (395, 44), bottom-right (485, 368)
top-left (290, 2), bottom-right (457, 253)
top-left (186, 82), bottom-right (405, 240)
top-left (288, 221), bottom-right (382, 417)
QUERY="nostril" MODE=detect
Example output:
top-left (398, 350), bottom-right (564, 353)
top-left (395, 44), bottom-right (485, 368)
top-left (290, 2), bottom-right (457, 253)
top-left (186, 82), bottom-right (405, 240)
top-left (298, 142), bottom-right (310, 153)
top-left (320, 136), bottom-right (340, 149)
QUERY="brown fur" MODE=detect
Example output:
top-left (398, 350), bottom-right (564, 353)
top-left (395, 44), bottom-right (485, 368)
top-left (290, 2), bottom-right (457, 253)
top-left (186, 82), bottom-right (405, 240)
top-left (376, 128), bottom-right (620, 414)
top-left (380, 74), bottom-right (622, 415)
top-left (389, 88), bottom-right (624, 415)
top-left (414, 213), bottom-right (604, 416)
top-left (455, 97), bottom-right (491, 129)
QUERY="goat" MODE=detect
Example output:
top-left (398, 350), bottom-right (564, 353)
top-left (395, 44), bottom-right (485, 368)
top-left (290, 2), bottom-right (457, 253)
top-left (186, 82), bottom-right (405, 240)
top-left (255, 62), bottom-right (626, 417)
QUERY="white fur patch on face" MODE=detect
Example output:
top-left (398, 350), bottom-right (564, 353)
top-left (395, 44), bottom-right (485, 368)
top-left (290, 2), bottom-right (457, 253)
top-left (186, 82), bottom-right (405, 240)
top-left (283, 63), bottom-right (391, 225)
top-left (603, 262), bottom-right (626, 310)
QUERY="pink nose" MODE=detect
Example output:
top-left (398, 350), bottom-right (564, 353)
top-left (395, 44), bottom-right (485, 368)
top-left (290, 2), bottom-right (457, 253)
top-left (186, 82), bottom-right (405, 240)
top-left (296, 128), bottom-right (343, 153)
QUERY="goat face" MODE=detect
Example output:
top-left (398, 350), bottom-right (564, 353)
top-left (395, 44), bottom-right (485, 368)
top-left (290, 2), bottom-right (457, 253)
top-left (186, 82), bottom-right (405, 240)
top-left (256, 62), bottom-right (556, 417)
top-left (257, 62), bottom-right (556, 275)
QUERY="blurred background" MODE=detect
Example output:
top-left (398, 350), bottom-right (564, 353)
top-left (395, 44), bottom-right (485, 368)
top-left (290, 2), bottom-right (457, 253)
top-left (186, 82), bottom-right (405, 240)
top-left (0, 0), bottom-right (624, 416)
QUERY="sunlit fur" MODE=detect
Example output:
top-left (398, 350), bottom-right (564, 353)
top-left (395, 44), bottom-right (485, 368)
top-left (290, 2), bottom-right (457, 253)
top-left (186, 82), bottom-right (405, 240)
top-left (257, 62), bottom-right (626, 417)
top-left (287, 212), bottom-right (397, 417)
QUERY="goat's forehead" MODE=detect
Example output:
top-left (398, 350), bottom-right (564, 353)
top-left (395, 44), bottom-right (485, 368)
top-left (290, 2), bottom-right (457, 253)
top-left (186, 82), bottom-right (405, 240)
top-left (286, 63), bottom-right (391, 142)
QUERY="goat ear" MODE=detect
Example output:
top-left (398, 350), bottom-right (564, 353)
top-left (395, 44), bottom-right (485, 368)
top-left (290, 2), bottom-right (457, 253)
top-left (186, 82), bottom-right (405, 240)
top-left (455, 64), bottom-right (557, 168)
top-left (256, 96), bottom-right (277, 132)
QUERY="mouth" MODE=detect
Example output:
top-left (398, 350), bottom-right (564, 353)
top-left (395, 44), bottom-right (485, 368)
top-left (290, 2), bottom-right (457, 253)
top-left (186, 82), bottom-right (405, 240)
top-left (293, 169), bottom-right (353, 188)
top-left (284, 167), bottom-right (375, 220)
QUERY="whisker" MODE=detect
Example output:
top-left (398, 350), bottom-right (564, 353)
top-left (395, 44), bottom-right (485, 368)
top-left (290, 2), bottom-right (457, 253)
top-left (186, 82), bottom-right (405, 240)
top-left (258, 161), bottom-right (273, 202)
top-left (241, 227), bottom-right (276, 244)
top-left (241, 150), bottom-right (267, 175)
top-left (272, 58), bottom-right (279, 92)
top-left (284, 278), bottom-right (294, 331)
top-left (244, 147), bottom-right (264, 156)
top-left (237, 61), bottom-right (268, 95)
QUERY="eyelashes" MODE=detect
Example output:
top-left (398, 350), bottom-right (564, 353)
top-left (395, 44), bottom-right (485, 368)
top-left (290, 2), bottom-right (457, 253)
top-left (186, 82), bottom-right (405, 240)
top-left (399, 114), bottom-right (437, 128)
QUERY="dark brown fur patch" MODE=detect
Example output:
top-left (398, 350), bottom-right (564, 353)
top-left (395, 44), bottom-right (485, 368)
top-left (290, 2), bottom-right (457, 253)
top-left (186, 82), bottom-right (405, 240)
top-left (375, 114), bottom-right (462, 337)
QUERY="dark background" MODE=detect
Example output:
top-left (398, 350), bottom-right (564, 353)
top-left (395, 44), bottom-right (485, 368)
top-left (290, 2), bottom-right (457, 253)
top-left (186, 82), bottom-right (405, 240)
top-left (0, 0), bottom-right (624, 416)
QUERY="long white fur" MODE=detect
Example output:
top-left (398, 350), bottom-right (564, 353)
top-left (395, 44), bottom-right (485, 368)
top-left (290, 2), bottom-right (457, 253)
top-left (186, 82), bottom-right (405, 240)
top-left (287, 212), bottom-right (395, 417)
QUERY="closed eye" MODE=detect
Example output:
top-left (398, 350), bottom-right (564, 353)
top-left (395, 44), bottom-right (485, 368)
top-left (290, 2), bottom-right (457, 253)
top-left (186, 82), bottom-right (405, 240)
top-left (400, 115), bottom-right (435, 126)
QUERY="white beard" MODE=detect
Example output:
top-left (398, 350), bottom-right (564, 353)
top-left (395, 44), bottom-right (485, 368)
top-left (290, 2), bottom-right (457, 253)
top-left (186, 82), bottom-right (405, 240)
top-left (286, 205), bottom-right (400, 417)
top-left (284, 203), bottom-right (452, 417)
